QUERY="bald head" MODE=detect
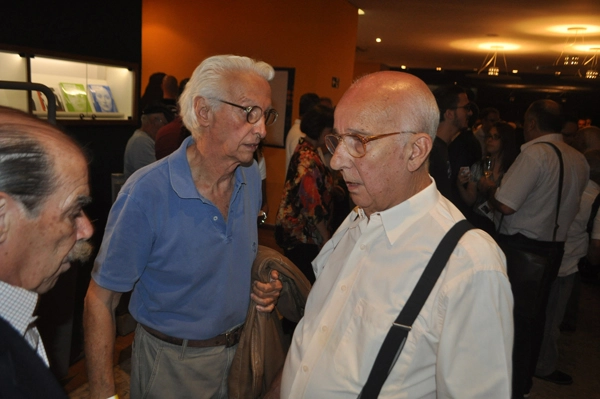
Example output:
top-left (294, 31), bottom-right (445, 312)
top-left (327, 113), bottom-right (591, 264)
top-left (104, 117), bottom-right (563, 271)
top-left (339, 72), bottom-right (439, 140)
top-left (331, 72), bottom-right (439, 215)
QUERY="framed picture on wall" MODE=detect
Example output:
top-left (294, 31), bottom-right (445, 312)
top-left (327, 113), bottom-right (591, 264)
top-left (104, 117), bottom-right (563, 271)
top-left (88, 84), bottom-right (118, 112)
top-left (59, 82), bottom-right (92, 113)
top-left (265, 67), bottom-right (294, 147)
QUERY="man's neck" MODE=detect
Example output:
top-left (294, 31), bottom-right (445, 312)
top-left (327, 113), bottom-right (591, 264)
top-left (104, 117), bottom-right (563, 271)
top-left (436, 122), bottom-right (457, 145)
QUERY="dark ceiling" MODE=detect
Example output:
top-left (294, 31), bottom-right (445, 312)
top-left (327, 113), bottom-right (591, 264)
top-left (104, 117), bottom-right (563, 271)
top-left (348, 0), bottom-right (600, 76)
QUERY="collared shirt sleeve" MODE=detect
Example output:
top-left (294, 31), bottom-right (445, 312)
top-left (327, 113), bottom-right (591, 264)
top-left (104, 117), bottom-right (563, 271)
top-left (435, 244), bottom-right (513, 398)
top-left (495, 147), bottom-right (541, 212)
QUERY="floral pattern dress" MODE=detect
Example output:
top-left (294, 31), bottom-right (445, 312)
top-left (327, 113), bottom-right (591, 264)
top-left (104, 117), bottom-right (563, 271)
top-left (275, 138), bottom-right (334, 250)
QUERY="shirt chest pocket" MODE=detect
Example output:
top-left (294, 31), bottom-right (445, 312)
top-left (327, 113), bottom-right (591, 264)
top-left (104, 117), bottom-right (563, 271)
top-left (333, 298), bottom-right (392, 385)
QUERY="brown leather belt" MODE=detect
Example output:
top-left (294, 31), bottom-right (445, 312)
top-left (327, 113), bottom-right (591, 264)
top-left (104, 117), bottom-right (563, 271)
top-left (141, 324), bottom-right (243, 348)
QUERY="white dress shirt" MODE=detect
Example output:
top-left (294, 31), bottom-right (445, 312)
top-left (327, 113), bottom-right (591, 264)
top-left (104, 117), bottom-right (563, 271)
top-left (559, 179), bottom-right (599, 276)
top-left (495, 134), bottom-right (588, 242)
top-left (281, 180), bottom-right (514, 398)
top-left (0, 281), bottom-right (49, 366)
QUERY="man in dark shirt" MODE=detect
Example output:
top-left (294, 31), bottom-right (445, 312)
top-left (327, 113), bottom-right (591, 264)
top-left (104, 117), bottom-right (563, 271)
top-left (430, 85), bottom-right (473, 201)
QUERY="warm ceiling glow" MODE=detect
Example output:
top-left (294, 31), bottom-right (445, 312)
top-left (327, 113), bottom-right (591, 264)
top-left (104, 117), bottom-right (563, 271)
top-left (546, 24), bottom-right (600, 35)
top-left (477, 42), bottom-right (521, 51)
top-left (515, 17), bottom-right (600, 36)
top-left (358, 8), bottom-right (365, 15)
top-left (450, 39), bottom-right (529, 53)
top-left (572, 44), bottom-right (600, 52)
top-left (400, 65), bottom-right (407, 69)
top-left (376, 38), bottom-right (382, 43)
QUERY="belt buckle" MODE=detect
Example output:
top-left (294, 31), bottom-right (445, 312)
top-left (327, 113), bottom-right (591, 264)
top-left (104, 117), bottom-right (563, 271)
top-left (225, 329), bottom-right (236, 347)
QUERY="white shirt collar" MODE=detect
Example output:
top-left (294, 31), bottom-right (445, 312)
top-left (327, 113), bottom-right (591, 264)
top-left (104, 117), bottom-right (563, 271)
top-left (0, 280), bottom-right (39, 336)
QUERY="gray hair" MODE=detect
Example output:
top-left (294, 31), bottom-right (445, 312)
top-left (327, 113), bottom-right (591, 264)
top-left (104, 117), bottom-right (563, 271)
top-left (0, 126), bottom-right (55, 217)
top-left (179, 55), bottom-right (275, 134)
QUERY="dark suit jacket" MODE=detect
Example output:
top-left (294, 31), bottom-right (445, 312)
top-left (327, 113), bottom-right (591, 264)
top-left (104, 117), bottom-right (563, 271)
top-left (0, 316), bottom-right (67, 398)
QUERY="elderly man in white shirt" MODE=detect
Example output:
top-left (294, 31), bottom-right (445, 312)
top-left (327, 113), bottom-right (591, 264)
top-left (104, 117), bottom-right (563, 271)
top-left (266, 71), bottom-right (514, 399)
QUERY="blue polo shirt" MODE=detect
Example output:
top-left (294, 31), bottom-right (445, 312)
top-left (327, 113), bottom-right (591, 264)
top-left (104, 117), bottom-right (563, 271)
top-left (92, 136), bottom-right (261, 340)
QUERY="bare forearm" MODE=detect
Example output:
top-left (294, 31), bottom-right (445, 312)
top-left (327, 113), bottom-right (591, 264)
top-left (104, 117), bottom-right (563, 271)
top-left (83, 280), bottom-right (122, 399)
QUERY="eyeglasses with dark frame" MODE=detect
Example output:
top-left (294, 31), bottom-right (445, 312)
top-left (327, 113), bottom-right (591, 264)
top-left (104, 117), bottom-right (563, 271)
top-left (325, 131), bottom-right (415, 158)
top-left (216, 99), bottom-right (278, 126)
top-left (450, 102), bottom-right (475, 112)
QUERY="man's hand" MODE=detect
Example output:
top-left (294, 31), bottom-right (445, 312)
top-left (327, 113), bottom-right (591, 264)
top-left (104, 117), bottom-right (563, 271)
top-left (251, 269), bottom-right (282, 312)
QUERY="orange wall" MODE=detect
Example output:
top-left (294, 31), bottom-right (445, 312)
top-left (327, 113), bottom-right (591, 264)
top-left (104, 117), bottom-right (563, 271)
top-left (353, 61), bottom-right (388, 81)
top-left (142, 0), bottom-right (358, 224)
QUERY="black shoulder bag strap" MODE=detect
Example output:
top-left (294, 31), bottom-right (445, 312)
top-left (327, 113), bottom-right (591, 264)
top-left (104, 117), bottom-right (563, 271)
top-left (358, 219), bottom-right (474, 399)
top-left (587, 192), bottom-right (600, 235)
top-left (540, 142), bottom-right (564, 241)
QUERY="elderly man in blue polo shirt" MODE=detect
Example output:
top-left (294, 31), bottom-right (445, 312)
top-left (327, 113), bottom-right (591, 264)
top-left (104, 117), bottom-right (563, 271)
top-left (83, 55), bottom-right (282, 399)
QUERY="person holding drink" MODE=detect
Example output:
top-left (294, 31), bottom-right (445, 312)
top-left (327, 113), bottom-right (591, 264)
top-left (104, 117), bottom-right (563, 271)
top-left (457, 121), bottom-right (519, 233)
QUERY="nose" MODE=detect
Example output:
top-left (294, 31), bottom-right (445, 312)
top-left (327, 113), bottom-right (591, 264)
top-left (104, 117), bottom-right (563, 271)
top-left (329, 142), bottom-right (349, 171)
top-left (255, 118), bottom-right (268, 140)
top-left (77, 212), bottom-right (94, 241)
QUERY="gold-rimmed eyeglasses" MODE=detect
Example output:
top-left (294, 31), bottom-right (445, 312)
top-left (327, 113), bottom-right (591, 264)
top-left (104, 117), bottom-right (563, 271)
top-left (216, 99), bottom-right (278, 126)
top-left (325, 131), bottom-right (414, 158)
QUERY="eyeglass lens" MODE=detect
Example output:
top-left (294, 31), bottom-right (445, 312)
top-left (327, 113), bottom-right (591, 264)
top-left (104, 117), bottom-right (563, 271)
top-left (325, 134), bottom-right (365, 157)
top-left (247, 107), bottom-right (278, 126)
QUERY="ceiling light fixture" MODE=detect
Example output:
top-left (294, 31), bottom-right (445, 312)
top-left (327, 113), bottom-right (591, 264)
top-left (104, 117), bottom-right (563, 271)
top-left (555, 27), bottom-right (586, 67)
top-left (358, 8), bottom-right (365, 15)
top-left (477, 45), bottom-right (508, 76)
top-left (375, 38), bottom-right (382, 43)
top-left (584, 47), bottom-right (600, 79)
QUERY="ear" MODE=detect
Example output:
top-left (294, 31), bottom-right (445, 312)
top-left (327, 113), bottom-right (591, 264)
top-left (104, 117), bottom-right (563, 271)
top-left (194, 96), bottom-right (211, 127)
top-left (0, 194), bottom-right (10, 244)
top-left (443, 108), bottom-right (455, 122)
top-left (406, 133), bottom-right (432, 172)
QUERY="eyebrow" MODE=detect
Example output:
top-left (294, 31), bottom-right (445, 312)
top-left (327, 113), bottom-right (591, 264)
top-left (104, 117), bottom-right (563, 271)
top-left (62, 195), bottom-right (92, 217)
top-left (332, 128), bottom-right (371, 136)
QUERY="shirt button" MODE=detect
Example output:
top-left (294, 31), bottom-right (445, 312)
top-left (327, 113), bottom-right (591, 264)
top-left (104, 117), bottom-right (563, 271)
top-left (213, 216), bottom-right (218, 221)
top-left (341, 285), bottom-right (347, 292)
top-left (360, 244), bottom-right (366, 250)
top-left (321, 325), bottom-right (328, 333)
top-left (302, 365), bottom-right (309, 373)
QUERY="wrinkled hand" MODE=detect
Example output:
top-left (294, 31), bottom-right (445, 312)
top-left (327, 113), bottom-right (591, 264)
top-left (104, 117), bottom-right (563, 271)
top-left (251, 270), bottom-right (282, 313)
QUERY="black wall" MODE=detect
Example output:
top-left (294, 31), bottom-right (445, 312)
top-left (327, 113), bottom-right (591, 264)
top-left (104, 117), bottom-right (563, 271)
top-left (1, 1), bottom-right (141, 63)
top-left (401, 68), bottom-right (600, 126)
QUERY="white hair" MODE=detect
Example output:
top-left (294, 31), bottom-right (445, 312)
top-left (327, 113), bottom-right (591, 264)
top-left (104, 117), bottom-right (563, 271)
top-left (179, 55), bottom-right (275, 134)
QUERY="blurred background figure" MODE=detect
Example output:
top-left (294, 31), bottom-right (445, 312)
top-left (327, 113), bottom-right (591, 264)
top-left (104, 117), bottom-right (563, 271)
top-left (123, 104), bottom-right (169, 180)
top-left (160, 75), bottom-right (179, 114)
top-left (139, 72), bottom-right (166, 114)
top-left (285, 92), bottom-right (321, 176)
top-left (561, 115), bottom-right (579, 146)
top-left (276, 104), bottom-right (335, 284)
top-left (456, 121), bottom-right (519, 235)
top-left (155, 77), bottom-right (191, 160)
top-left (319, 96), bottom-right (333, 108)
top-left (473, 107), bottom-right (501, 154)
